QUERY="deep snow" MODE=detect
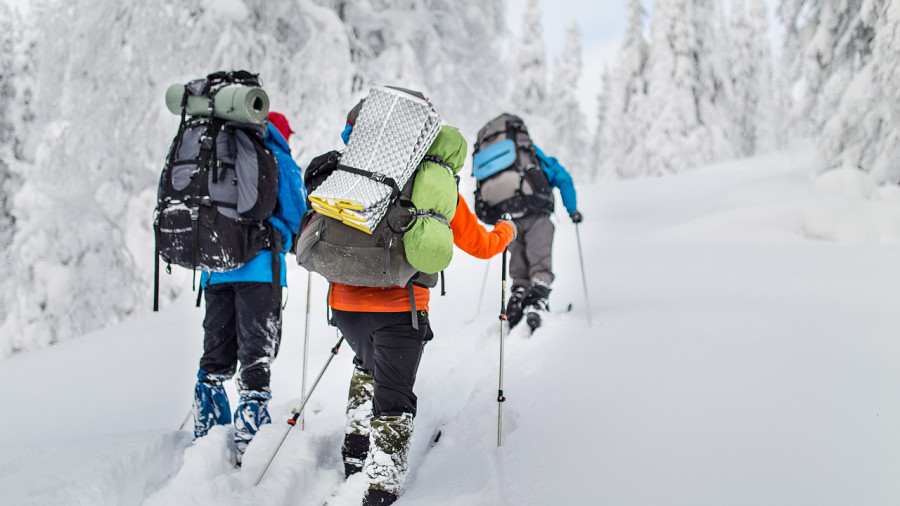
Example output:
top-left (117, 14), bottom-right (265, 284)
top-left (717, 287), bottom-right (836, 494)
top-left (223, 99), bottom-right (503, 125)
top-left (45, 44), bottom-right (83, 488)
top-left (2, 144), bottom-right (900, 505)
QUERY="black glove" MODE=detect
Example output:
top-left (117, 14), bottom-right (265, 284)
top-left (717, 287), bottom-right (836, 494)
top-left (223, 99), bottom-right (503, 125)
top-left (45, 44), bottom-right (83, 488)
top-left (569, 210), bottom-right (583, 224)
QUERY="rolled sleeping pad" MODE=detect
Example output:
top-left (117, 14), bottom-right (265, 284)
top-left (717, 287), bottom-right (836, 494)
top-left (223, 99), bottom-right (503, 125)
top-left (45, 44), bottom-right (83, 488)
top-left (165, 84), bottom-right (269, 124)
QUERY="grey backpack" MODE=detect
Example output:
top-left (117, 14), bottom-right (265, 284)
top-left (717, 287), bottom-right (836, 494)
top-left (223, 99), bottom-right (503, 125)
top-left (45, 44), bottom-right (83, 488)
top-left (472, 113), bottom-right (554, 223)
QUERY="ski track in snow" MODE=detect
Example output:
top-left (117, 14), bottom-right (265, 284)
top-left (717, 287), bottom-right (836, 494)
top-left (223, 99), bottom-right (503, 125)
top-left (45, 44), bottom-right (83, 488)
top-left (3, 145), bottom-right (900, 505)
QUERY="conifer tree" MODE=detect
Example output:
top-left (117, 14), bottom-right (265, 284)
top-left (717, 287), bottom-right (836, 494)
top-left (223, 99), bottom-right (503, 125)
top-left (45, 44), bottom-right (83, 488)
top-left (511, 0), bottom-right (548, 115)
top-left (548, 20), bottom-right (589, 178)
top-left (600, 0), bottom-right (650, 179)
top-left (644, 0), bottom-right (735, 175)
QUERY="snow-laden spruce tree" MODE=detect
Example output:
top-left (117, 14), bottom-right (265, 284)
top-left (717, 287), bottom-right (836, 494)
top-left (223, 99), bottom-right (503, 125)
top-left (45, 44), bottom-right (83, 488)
top-left (812, 0), bottom-right (898, 182)
top-left (591, 66), bottom-right (611, 181)
top-left (728, 0), bottom-right (776, 156)
top-left (333, 0), bottom-right (506, 135)
top-left (598, 0), bottom-right (650, 179)
top-left (644, 0), bottom-right (736, 176)
top-left (547, 21), bottom-right (589, 179)
top-left (728, 0), bottom-right (755, 156)
top-left (0, 2), bottom-right (17, 333)
top-left (510, 0), bottom-right (548, 116)
top-left (747, 0), bottom-right (777, 152)
top-left (778, 0), bottom-right (880, 139)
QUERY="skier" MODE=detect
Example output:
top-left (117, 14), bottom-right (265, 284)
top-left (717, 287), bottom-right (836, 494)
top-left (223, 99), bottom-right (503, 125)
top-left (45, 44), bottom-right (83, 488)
top-left (191, 111), bottom-right (307, 466)
top-left (330, 103), bottom-right (516, 505)
top-left (472, 114), bottom-right (581, 332)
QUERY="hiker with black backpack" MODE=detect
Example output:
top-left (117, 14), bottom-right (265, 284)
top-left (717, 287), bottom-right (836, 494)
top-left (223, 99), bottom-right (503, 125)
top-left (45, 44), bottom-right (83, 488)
top-left (471, 113), bottom-right (582, 333)
top-left (189, 110), bottom-right (306, 466)
top-left (295, 89), bottom-right (515, 505)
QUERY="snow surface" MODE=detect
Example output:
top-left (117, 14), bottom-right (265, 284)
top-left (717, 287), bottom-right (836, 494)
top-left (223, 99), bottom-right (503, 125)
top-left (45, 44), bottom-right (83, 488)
top-left (2, 144), bottom-right (900, 505)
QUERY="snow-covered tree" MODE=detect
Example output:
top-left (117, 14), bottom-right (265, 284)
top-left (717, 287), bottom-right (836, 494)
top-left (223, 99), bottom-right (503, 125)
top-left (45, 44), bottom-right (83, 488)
top-left (729, 0), bottom-right (776, 156)
top-left (728, 0), bottom-right (755, 156)
top-left (777, 0), bottom-right (896, 181)
top-left (814, 0), bottom-right (897, 182)
top-left (547, 20), bottom-right (589, 179)
top-left (747, 0), bottom-right (777, 152)
top-left (643, 0), bottom-right (735, 176)
top-left (598, 0), bottom-right (650, 179)
top-left (778, 0), bottom-right (880, 137)
top-left (510, 0), bottom-right (548, 115)
top-left (591, 66), bottom-right (611, 180)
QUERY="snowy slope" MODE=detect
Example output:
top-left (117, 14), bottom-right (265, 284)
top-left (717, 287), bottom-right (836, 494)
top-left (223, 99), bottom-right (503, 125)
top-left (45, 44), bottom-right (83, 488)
top-left (2, 144), bottom-right (900, 505)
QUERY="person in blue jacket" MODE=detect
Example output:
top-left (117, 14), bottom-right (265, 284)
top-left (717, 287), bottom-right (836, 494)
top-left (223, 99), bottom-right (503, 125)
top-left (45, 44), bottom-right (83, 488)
top-left (505, 142), bottom-right (582, 332)
top-left (192, 111), bottom-right (307, 466)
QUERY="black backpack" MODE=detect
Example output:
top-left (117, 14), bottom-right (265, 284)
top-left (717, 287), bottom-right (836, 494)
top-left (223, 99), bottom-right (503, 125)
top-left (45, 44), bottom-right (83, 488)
top-left (471, 113), bottom-right (554, 224)
top-left (153, 71), bottom-right (279, 310)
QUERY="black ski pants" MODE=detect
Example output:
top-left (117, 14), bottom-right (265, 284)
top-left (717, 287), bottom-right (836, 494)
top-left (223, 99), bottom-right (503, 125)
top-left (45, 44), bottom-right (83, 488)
top-left (200, 282), bottom-right (282, 393)
top-left (330, 309), bottom-right (433, 417)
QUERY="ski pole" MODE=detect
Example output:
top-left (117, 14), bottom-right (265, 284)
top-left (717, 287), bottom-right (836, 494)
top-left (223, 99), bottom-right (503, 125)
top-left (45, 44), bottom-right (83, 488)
top-left (300, 272), bottom-right (313, 430)
top-left (254, 333), bottom-right (345, 486)
top-left (178, 408), bottom-right (192, 431)
top-left (497, 249), bottom-right (508, 447)
top-left (574, 223), bottom-right (593, 326)
top-left (472, 258), bottom-right (491, 321)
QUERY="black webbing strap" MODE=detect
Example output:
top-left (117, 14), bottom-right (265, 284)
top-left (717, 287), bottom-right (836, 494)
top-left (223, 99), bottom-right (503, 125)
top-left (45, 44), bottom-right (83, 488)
top-left (336, 164), bottom-right (401, 200)
top-left (421, 155), bottom-right (453, 173)
top-left (153, 240), bottom-right (160, 312)
top-left (270, 229), bottom-right (284, 305)
top-left (407, 283), bottom-right (419, 330)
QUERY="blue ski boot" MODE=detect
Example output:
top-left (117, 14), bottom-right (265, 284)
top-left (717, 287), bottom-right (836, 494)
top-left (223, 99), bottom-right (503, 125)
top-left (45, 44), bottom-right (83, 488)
top-left (234, 389), bottom-right (272, 466)
top-left (193, 370), bottom-right (232, 439)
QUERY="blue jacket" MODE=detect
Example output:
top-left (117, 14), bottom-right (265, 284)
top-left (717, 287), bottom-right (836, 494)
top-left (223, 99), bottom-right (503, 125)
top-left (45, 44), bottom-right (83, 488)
top-left (534, 145), bottom-right (578, 215)
top-left (202, 123), bottom-right (307, 286)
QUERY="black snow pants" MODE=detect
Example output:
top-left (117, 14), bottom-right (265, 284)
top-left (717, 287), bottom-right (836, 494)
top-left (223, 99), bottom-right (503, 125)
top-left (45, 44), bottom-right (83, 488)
top-left (330, 309), bottom-right (433, 417)
top-left (200, 282), bottom-right (282, 393)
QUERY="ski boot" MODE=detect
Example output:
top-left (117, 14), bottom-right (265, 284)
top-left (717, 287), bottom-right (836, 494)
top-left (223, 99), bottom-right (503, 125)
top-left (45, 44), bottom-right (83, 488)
top-left (343, 366), bottom-right (374, 477)
top-left (234, 389), bottom-right (272, 466)
top-left (506, 285), bottom-right (527, 328)
top-left (523, 281), bottom-right (551, 334)
top-left (192, 370), bottom-right (231, 440)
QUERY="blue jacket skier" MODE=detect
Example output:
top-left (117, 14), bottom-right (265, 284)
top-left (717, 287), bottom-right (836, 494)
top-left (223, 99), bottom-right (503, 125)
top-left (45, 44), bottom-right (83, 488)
top-left (193, 111), bottom-right (307, 465)
top-left (472, 113), bottom-right (582, 333)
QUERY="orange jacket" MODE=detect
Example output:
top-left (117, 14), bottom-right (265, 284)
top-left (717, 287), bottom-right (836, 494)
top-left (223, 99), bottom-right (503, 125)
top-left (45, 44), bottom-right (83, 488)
top-left (329, 195), bottom-right (514, 312)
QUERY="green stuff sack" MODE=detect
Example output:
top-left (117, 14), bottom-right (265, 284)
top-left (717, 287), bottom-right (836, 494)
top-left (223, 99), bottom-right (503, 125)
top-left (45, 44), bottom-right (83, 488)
top-left (404, 126), bottom-right (466, 274)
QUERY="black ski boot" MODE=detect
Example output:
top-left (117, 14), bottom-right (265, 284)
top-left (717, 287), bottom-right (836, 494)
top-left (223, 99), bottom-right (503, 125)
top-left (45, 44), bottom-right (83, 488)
top-left (523, 281), bottom-right (551, 334)
top-left (506, 286), bottom-right (526, 328)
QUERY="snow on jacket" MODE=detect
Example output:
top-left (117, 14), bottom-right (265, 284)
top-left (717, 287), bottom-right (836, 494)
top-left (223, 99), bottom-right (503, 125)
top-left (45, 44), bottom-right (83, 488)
top-left (202, 123), bottom-right (307, 286)
top-left (534, 144), bottom-right (578, 215)
top-left (328, 195), bottom-right (514, 313)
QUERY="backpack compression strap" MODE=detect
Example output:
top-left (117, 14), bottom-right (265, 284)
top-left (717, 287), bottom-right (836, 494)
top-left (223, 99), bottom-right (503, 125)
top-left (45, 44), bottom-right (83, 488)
top-left (335, 164), bottom-right (401, 201)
